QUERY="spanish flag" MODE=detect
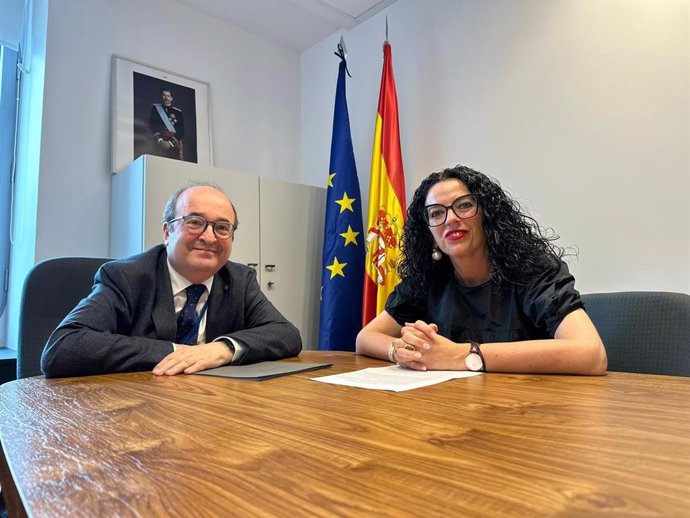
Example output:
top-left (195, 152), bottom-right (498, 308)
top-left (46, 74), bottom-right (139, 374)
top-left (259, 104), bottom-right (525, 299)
top-left (363, 41), bottom-right (406, 325)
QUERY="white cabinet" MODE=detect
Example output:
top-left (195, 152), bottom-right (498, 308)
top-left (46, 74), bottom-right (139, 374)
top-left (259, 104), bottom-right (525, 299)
top-left (111, 155), bottom-right (325, 349)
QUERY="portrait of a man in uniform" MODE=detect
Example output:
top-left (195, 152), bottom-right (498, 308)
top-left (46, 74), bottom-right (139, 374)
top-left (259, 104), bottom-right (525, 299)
top-left (132, 72), bottom-right (198, 164)
top-left (149, 88), bottom-right (185, 159)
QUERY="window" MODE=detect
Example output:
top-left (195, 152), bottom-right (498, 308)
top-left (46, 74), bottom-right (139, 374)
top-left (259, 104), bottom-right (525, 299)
top-left (0, 45), bottom-right (19, 344)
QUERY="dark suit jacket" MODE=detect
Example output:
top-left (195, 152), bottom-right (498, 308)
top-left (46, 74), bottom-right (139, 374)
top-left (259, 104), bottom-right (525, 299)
top-left (41, 245), bottom-right (302, 378)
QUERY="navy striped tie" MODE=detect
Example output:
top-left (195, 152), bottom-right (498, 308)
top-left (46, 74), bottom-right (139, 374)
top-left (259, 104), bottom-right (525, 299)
top-left (175, 284), bottom-right (206, 344)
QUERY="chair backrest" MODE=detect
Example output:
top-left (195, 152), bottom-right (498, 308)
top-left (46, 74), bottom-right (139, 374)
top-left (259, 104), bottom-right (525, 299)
top-left (582, 291), bottom-right (690, 377)
top-left (17, 257), bottom-right (110, 378)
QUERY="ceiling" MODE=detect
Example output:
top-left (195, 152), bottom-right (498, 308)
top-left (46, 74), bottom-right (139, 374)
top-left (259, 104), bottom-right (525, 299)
top-left (172, 0), bottom-right (397, 52)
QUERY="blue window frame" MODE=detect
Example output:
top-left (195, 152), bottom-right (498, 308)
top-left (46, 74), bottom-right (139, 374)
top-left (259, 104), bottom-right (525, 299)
top-left (0, 45), bottom-right (19, 341)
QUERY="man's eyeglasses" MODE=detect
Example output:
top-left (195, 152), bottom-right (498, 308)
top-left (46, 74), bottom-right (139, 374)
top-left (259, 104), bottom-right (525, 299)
top-left (168, 215), bottom-right (237, 240)
top-left (423, 194), bottom-right (479, 227)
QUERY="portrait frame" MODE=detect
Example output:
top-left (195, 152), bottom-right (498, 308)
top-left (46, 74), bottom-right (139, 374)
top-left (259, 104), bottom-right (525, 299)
top-left (111, 55), bottom-right (213, 173)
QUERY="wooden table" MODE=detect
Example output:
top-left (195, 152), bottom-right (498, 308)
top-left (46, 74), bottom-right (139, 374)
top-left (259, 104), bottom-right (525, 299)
top-left (1, 351), bottom-right (689, 517)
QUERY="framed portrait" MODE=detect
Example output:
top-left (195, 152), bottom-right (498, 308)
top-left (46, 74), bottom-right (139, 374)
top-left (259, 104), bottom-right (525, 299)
top-left (111, 55), bottom-right (212, 173)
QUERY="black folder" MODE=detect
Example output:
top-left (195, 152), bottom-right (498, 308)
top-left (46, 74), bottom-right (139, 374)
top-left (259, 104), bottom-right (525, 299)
top-left (195, 361), bottom-right (332, 381)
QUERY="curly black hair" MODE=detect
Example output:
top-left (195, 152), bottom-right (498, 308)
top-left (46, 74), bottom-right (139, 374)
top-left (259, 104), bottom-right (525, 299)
top-left (398, 165), bottom-right (569, 300)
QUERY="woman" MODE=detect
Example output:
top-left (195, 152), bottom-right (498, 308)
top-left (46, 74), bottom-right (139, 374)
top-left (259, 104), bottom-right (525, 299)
top-left (356, 165), bottom-right (607, 374)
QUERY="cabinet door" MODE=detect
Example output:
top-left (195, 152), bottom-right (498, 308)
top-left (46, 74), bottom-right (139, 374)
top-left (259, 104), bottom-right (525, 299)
top-left (259, 178), bottom-right (325, 350)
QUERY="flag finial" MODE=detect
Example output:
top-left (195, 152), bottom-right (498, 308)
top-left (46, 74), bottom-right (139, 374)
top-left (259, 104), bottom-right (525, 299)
top-left (338, 35), bottom-right (347, 59)
top-left (334, 35), bottom-right (352, 77)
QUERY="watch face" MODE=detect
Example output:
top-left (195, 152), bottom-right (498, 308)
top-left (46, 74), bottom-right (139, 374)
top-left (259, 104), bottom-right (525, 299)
top-left (465, 352), bottom-right (484, 372)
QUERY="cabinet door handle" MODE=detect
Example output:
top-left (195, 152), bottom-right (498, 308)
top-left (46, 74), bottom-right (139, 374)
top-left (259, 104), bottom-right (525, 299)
top-left (247, 263), bottom-right (258, 269)
top-left (264, 264), bottom-right (276, 271)
top-left (267, 281), bottom-right (275, 289)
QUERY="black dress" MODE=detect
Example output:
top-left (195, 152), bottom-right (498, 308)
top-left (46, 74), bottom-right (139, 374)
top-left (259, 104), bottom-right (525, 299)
top-left (385, 259), bottom-right (583, 343)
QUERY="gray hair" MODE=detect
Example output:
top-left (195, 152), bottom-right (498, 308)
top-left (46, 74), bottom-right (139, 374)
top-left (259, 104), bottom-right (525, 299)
top-left (162, 180), bottom-right (239, 230)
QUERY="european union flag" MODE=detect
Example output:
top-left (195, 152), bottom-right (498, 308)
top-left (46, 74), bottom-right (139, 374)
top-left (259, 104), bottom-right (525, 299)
top-left (318, 46), bottom-right (364, 351)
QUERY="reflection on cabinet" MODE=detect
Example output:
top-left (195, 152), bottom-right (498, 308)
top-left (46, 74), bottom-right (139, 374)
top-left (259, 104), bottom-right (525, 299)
top-left (111, 155), bottom-right (325, 349)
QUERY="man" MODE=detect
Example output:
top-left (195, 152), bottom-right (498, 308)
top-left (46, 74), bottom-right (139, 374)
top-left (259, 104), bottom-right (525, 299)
top-left (41, 182), bottom-right (302, 378)
top-left (149, 88), bottom-right (185, 160)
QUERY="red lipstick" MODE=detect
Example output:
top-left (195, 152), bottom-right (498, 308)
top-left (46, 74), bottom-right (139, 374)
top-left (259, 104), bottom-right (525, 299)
top-left (444, 228), bottom-right (467, 240)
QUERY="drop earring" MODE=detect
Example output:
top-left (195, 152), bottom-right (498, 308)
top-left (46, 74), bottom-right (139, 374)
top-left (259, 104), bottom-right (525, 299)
top-left (432, 247), bottom-right (442, 261)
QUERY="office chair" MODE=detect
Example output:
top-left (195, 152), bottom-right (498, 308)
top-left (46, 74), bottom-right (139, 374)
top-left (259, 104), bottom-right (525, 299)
top-left (582, 291), bottom-right (690, 377)
top-left (17, 257), bottom-right (110, 378)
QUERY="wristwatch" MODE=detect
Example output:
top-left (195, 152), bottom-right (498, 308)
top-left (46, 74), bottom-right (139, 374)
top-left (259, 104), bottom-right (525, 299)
top-left (465, 341), bottom-right (485, 372)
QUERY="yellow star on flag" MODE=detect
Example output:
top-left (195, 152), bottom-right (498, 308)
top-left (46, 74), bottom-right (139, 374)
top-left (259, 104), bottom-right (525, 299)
top-left (327, 173), bottom-right (336, 188)
top-left (326, 257), bottom-right (347, 279)
top-left (339, 225), bottom-right (360, 246)
top-left (335, 192), bottom-right (356, 213)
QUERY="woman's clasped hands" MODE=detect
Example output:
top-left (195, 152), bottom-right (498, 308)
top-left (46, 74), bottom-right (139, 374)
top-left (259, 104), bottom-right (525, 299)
top-left (392, 320), bottom-right (467, 371)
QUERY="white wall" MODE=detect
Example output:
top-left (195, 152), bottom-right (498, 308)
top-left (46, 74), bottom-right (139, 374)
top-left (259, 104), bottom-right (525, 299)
top-left (300, 0), bottom-right (690, 294)
top-left (36, 0), bottom-right (300, 261)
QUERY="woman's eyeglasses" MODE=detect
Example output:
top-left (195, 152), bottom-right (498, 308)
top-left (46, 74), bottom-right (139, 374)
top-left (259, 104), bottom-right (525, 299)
top-left (423, 194), bottom-right (479, 227)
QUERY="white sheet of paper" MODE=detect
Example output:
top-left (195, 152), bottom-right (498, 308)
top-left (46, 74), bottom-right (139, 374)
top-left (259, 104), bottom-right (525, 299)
top-left (310, 365), bottom-right (481, 392)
